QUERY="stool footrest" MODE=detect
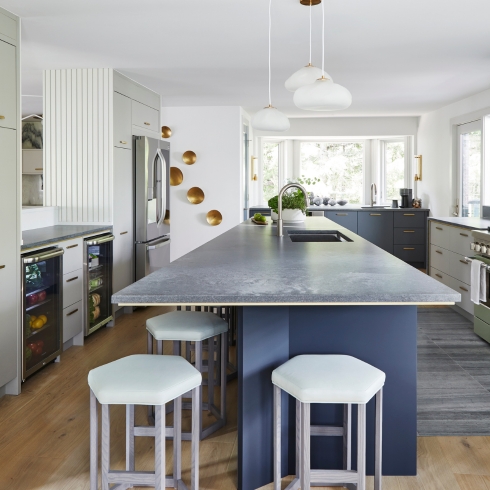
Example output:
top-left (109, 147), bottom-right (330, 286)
top-left (310, 425), bottom-right (344, 437)
top-left (107, 470), bottom-right (189, 489)
top-left (310, 469), bottom-right (358, 485)
top-left (134, 425), bottom-right (173, 438)
top-left (284, 477), bottom-right (300, 490)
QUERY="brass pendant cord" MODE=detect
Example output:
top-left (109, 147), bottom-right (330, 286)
top-left (309, 1), bottom-right (312, 65)
top-left (268, 0), bottom-right (272, 107)
top-left (321, 0), bottom-right (325, 76)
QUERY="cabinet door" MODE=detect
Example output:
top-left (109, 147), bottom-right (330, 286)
top-left (22, 149), bottom-right (43, 174)
top-left (0, 127), bottom-right (18, 386)
top-left (113, 92), bottom-right (131, 150)
top-left (132, 100), bottom-right (159, 132)
top-left (357, 211), bottom-right (393, 253)
top-left (113, 147), bottom-right (134, 294)
top-left (324, 211), bottom-right (357, 233)
top-left (0, 40), bottom-right (16, 130)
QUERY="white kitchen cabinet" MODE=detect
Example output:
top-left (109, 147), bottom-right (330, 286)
top-left (61, 237), bottom-right (83, 274)
top-left (22, 149), bottom-right (43, 174)
top-left (132, 100), bottom-right (159, 133)
top-left (63, 301), bottom-right (82, 343)
top-left (113, 92), bottom-right (132, 150)
top-left (0, 39), bottom-right (16, 130)
top-left (113, 147), bottom-right (134, 295)
top-left (63, 268), bottom-right (83, 309)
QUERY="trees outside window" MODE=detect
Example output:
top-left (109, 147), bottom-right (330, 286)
top-left (383, 141), bottom-right (405, 202)
top-left (262, 141), bottom-right (280, 203)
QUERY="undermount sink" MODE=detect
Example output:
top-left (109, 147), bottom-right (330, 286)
top-left (288, 230), bottom-right (353, 243)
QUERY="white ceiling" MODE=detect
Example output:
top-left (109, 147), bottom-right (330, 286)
top-left (4, 0), bottom-right (490, 117)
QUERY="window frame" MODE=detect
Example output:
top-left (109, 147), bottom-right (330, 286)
top-left (379, 138), bottom-right (407, 204)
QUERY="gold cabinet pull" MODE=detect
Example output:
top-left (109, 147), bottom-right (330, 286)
top-left (67, 308), bottom-right (79, 316)
top-left (436, 226), bottom-right (443, 230)
top-left (403, 230), bottom-right (415, 233)
top-left (460, 233), bottom-right (469, 237)
top-left (370, 213), bottom-right (382, 216)
top-left (403, 247), bottom-right (415, 250)
top-left (66, 276), bottom-right (78, 283)
top-left (66, 244), bottom-right (78, 249)
top-left (35, 168), bottom-right (43, 171)
top-left (460, 259), bottom-right (469, 265)
top-left (459, 286), bottom-right (469, 292)
top-left (336, 213), bottom-right (347, 216)
top-left (120, 140), bottom-right (127, 144)
top-left (144, 122), bottom-right (150, 126)
top-left (435, 250), bottom-right (443, 254)
top-left (435, 273), bottom-right (443, 279)
top-left (404, 213), bottom-right (415, 216)
top-left (0, 265), bottom-right (5, 269)
top-left (120, 231), bottom-right (128, 235)
top-left (0, 115), bottom-right (5, 120)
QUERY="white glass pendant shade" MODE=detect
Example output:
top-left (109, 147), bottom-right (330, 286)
top-left (251, 106), bottom-right (290, 132)
top-left (285, 64), bottom-right (326, 92)
top-left (294, 77), bottom-right (352, 111)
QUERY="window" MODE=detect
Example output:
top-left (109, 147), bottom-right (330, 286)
top-left (300, 142), bottom-right (364, 204)
top-left (381, 140), bottom-right (405, 202)
top-left (262, 141), bottom-right (280, 203)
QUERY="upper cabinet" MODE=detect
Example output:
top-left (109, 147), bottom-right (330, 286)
top-left (0, 40), bottom-right (16, 129)
top-left (132, 100), bottom-right (159, 133)
top-left (113, 92), bottom-right (131, 150)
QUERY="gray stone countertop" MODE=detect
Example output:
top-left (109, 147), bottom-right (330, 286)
top-left (22, 225), bottom-right (112, 250)
top-left (112, 217), bottom-right (459, 306)
top-left (251, 205), bottom-right (429, 212)
top-left (428, 216), bottom-right (490, 230)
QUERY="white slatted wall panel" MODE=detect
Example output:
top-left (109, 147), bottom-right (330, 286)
top-left (44, 68), bottom-right (113, 223)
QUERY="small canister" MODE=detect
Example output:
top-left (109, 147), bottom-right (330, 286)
top-left (476, 243), bottom-right (482, 252)
top-left (482, 244), bottom-right (488, 254)
top-left (471, 242), bottom-right (476, 250)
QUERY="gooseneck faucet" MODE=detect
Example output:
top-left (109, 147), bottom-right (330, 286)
top-left (277, 183), bottom-right (309, 237)
top-left (370, 183), bottom-right (377, 207)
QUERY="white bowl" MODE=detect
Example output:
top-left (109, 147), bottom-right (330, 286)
top-left (271, 209), bottom-right (306, 223)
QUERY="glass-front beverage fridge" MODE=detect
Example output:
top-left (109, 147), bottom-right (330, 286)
top-left (83, 233), bottom-right (114, 336)
top-left (21, 247), bottom-right (64, 380)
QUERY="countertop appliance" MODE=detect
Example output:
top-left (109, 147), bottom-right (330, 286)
top-left (134, 136), bottom-right (170, 281)
top-left (21, 246), bottom-right (64, 380)
top-left (400, 188), bottom-right (413, 208)
top-left (83, 233), bottom-right (114, 336)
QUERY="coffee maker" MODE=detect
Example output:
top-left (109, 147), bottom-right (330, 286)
top-left (400, 188), bottom-right (413, 208)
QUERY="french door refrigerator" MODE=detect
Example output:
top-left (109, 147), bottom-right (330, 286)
top-left (83, 233), bottom-right (114, 336)
top-left (134, 136), bottom-right (170, 281)
top-left (22, 246), bottom-right (64, 380)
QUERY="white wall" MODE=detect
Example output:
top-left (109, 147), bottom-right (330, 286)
top-left (417, 88), bottom-right (490, 217)
top-left (161, 106), bottom-right (243, 261)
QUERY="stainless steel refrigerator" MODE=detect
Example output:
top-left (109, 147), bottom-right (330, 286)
top-left (134, 136), bottom-right (170, 281)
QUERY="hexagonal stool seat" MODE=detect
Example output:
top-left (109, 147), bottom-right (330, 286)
top-left (272, 355), bottom-right (386, 490)
top-left (146, 311), bottom-right (229, 440)
top-left (88, 355), bottom-right (202, 490)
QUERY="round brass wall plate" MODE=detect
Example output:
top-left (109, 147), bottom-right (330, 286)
top-left (182, 151), bottom-right (197, 165)
top-left (300, 0), bottom-right (321, 4)
top-left (170, 167), bottom-right (183, 186)
top-left (206, 210), bottom-right (222, 226)
top-left (187, 187), bottom-right (205, 204)
top-left (161, 126), bottom-right (172, 138)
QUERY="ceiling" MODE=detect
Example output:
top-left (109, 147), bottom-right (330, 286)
top-left (4, 0), bottom-right (490, 117)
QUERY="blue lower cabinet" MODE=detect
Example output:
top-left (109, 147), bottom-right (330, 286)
top-left (394, 227), bottom-right (425, 245)
top-left (358, 211), bottom-right (394, 253)
top-left (393, 244), bottom-right (425, 263)
top-left (324, 210), bottom-right (358, 233)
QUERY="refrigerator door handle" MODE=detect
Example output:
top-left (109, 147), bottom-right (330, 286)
top-left (156, 148), bottom-right (167, 226)
top-left (85, 234), bottom-right (115, 246)
top-left (23, 247), bottom-right (64, 264)
top-left (147, 238), bottom-right (170, 250)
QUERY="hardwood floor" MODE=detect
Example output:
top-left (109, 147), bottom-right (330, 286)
top-left (1, 305), bottom-right (490, 489)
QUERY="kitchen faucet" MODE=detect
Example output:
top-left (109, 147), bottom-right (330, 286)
top-left (277, 183), bottom-right (309, 237)
top-left (370, 183), bottom-right (377, 207)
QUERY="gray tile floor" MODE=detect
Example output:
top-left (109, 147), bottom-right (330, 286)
top-left (418, 307), bottom-right (490, 435)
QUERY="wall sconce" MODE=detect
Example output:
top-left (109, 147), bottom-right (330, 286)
top-left (414, 155), bottom-right (422, 181)
top-left (251, 156), bottom-right (258, 181)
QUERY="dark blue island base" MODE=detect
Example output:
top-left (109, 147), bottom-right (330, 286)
top-left (238, 305), bottom-right (417, 490)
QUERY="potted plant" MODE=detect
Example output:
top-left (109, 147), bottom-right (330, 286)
top-left (268, 189), bottom-right (308, 223)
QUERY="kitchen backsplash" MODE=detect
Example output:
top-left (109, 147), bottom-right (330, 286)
top-left (22, 175), bottom-right (43, 206)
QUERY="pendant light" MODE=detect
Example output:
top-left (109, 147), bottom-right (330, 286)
top-left (285, 1), bottom-right (325, 92)
top-left (251, 0), bottom-right (290, 132)
top-left (293, 0), bottom-right (352, 111)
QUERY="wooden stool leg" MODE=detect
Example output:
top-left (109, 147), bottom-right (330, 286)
top-left (191, 386), bottom-right (200, 490)
top-left (300, 402), bottom-right (310, 490)
top-left (375, 388), bottom-right (383, 490)
top-left (174, 396), bottom-right (182, 488)
top-left (273, 385), bottom-right (281, 490)
top-left (195, 341), bottom-right (203, 438)
top-left (208, 336), bottom-right (215, 413)
top-left (220, 332), bottom-right (227, 425)
top-left (90, 390), bottom-right (98, 490)
top-left (343, 403), bottom-right (352, 471)
top-left (357, 404), bottom-right (366, 490)
top-left (126, 404), bottom-right (135, 473)
top-left (101, 404), bottom-right (110, 490)
top-left (296, 399), bottom-right (301, 482)
top-left (155, 404), bottom-right (166, 490)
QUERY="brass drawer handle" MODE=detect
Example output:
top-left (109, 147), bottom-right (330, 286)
top-left (336, 213), bottom-right (347, 216)
top-left (435, 273), bottom-right (443, 279)
top-left (35, 168), bottom-right (43, 171)
top-left (436, 226), bottom-right (443, 230)
top-left (66, 276), bottom-right (78, 283)
top-left (66, 244), bottom-right (78, 249)
top-left (403, 230), bottom-right (415, 233)
top-left (460, 259), bottom-right (469, 265)
top-left (403, 247), bottom-right (415, 250)
top-left (370, 213), bottom-right (381, 216)
top-left (67, 308), bottom-right (79, 316)
top-left (459, 286), bottom-right (469, 292)
top-left (0, 115), bottom-right (5, 120)
top-left (120, 140), bottom-right (127, 144)
top-left (0, 265), bottom-right (5, 269)
top-left (120, 231), bottom-right (128, 235)
top-left (435, 250), bottom-right (443, 254)
top-left (404, 213), bottom-right (415, 216)
top-left (144, 122), bottom-right (150, 126)
top-left (460, 233), bottom-right (469, 237)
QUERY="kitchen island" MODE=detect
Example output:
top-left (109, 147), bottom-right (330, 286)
top-left (113, 217), bottom-right (459, 490)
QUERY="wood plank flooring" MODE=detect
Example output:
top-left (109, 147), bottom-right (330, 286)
top-left (0, 305), bottom-right (489, 489)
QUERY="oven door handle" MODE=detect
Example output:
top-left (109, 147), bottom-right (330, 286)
top-left (23, 248), bottom-right (64, 264)
top-left (86, 235), bottom-right (115, 246)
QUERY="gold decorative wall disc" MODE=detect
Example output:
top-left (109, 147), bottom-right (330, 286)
top-left (206, 210), bottom-right (222, 226)
top-left (170, 167), bottom-right (183, 186)
top-left (161, 126), bottom-right (172, 138)
top-left (187, 187), bottom-right (205, 204)
top-left (182, 151), bottom-right (197, 165)
top-left (300, 0), bottom-right (321, 4)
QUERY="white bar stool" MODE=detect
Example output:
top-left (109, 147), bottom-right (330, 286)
top-left (147, 310), bottom-right (228, 440)
top-left (88, 354), bottom-right (201, 490)
top-left (272, 355), bottom-right (385, 490)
